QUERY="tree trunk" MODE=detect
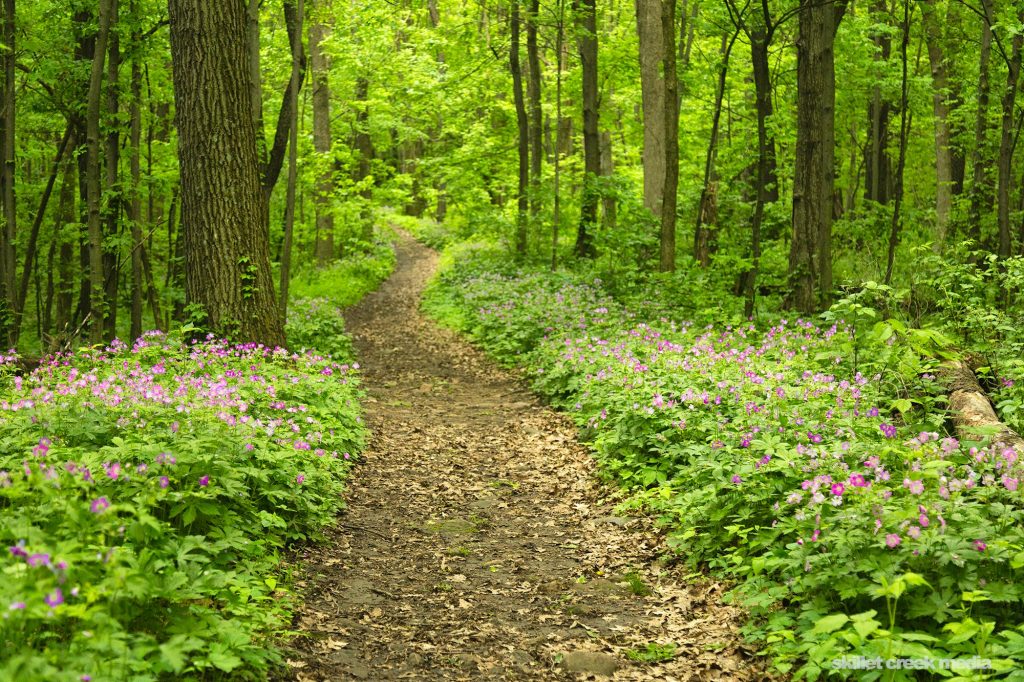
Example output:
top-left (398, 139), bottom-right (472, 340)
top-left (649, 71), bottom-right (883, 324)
top-left (310, 0), bottom-right (334, 265)
top-left (279, 0), bottom-right (303, 321)
top-left (574, 0), bottom-right (600, 258)
top-left (884, 0), bottom-right (912, 284)
top-left (553, 0), bottom-right (565, 269)
top-left (997, 10), bottom-right (1024, 260)
top-left (527, 0), bottom-right (543, 221)
top-left (129, 2), bottom-right (144, 341)
top-left (0, 0), bottom-right (15, 343)
top-left (54, 137), bottom-right (76, 338)
top-left (637, 0), bottom-right (666, 217)
top-left (85, 0), bottom-right (114, 343)
top-left (511, 0), bottom-right (530, 255)
top-left (864, 0), bottom-right (892, 206)
top-left (102, 0), bottom-right (121, 342)
top-left (695, 32), bottom-right (736, 268)
top-left (660, 0), bottom-right (679, 272)
top-left (787, 0), bottom-right (845, 312)
top-left (168, 0), bottom-right (286, 346)
top-left (13, 128), bottom-right (72, 341)
top-left (920, 0), bottom-right (953, 246)
top-left (967, 12), bottom-right (993, 244)
top-left (263, 0), bottom-right (307, 200)
top-left (353, 76), bottom-right (375, 242)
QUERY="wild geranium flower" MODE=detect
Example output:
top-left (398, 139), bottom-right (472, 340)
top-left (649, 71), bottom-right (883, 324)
top-left (1003, 475), bottom-right (1019, 492)
top-left (27, 553), bottom-right (50, 567)
top-left (90, 497), bottom-right (110, 514)
top-left (880, 423), bottom-right (897, 439)
top-left (885, 534), bottom-right (901, 548)
top-left (919, 514), bottom-right (930, 527)
top-left (848, 473), bottom-right (869, 488)
top-left (296, 474), bottom-right (305, 484)
top-left (904, 478), bottom-right (925, 495)
top-left (974, 540), bottom-right (987, 552)
top-left (104, 462), bottom-right (121, 480)
top-left (730, 474), bottom-right (742, 485)
top-left (9, 541), bottom-right (27, 558)
top-left (830, 483), bottom-right (845, 496)
top-left (198, 475), bottom-right (209, 487)
top-left (864, 456), bottom-right (880, 469)
top-left (44, 588), bottom-right (63, 608)
top-left (907, 525), bottom-right (921, 539)
top-left (8, 601), bottom-right (26, 611)
top-left (808, 432), bottom-right (823, 444)
top-left (159, 476), bottom-right (170, 489)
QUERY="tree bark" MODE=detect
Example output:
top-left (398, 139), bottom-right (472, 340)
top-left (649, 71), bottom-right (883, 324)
top-left (864, 0), bottom-right (892, 206)
top-left (262, 0), bottom-right (307, 200)
top-left (884, 0), bottom-right (912, 284)
top-left (967, 12), bottom-right (993, 245)
top-left (787, 0), bottom-right (845, 313)
top-left (129, 2), bottom-right (144, 341)
top-left (102, 0), bottom-right (121, 341)
top-left (279, 0), bottom-right (303, 321)
top-left (512, 0), bottom-right (530, 255)
top-left (353, 76), bottom-right (375, 242)
top-left (574, 0), bottom-right (600, 258)
top-left (637, 0), bottom-right (666, 217)
top-left (527, 0), bottom-right (543, 221)
top-left (54, 137), bottom-right (76, 339)
top-left (660, 0), bottom-right (678, 272)
top-left (168, 0), bottom-right (286, 346)
top-left (85, 0), bottom-right (114, 343)
top-left (997, 10), bottom-right (1024, 260)
top-left (0, 0), bottom-right (16, 343)
top-left (920, 0), bottom-right (954, 246)
top-left (310, 0), bottom-right (334, 265)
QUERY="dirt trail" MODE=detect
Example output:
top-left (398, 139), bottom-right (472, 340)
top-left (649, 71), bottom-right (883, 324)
top-left (283, 234), bottom-right (768, 681)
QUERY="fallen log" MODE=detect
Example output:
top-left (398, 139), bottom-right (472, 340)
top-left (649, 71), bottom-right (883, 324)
top-left (940, 360), bottom-right (1024, 450)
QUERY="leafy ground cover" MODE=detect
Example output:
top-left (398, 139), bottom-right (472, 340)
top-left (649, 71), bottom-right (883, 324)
top-left (423, 240), bottom-right (1024, 680)
top-left (0, 243), bottom-right (393, 680)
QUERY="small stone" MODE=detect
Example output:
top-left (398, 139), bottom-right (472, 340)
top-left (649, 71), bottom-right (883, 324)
top-left (595, 515), bottom-right (629, 527)
top-left (558, 651), bottom-right (620, 676)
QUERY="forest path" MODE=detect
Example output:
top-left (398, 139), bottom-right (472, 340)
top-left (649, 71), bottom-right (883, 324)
top-left (283, 234), bottom-right (767, 681)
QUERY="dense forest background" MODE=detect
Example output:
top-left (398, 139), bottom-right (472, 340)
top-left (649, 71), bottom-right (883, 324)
top-left (0, 0), bottom-right (1021, 351)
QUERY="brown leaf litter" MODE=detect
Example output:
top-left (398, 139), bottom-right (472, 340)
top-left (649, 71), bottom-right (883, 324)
top-left (279, 234), bottom-right (776, 681)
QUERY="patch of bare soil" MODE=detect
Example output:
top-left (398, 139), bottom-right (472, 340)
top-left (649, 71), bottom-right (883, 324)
top-left (282, 234), bottom-right (772, 681)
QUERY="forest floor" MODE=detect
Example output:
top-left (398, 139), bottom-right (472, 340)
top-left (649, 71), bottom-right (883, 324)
top-left (281, 234), bottom-right (771, 681)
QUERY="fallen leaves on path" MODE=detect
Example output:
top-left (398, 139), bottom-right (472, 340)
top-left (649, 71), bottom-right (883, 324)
top-left (281, 234), bottom-right (775, 681)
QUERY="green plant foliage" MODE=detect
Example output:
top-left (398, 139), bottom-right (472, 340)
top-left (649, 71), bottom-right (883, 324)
top-left (423, 239), bottom-right (1024, 680)
top-left (0, 333), bottom-right (364, 680)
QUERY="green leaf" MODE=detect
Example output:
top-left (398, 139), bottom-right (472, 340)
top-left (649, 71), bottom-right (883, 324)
top-left (812, 613), bottom-right (849, 635)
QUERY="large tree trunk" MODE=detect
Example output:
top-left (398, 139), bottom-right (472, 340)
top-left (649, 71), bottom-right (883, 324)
top-left (997, 10), bottom-right (1024, 260)
top-left (527, 0), bottom-right (543, 222)
top-left (102, 0), bottom-right (121, 342)
top-left (574, 0), bottom-right (600, 258)
top-left (659, 0), bottom-right (679, 271)
top-left (864, 0), bottom-right (892, 206)
top-left (920, 0), bottom-right (954, 245)
top-left (168, 0), bottom-right (286, 346)
top-left (787, 0), bottom-right (845, 313)
top-left (512, 0), bottom-right (530, 255)
top-left (637, 0), bottom-right (666, 218)
top-left (967, 12), bottom-right (993, 245)
top-left (0, 0), bottom-right (15, 343)
top-left (279, 0), bottom-right (303, 321)
top-left (85, 0), bottom-right (114, 343)
top-left (310, 0), bottom-right (334, 265)
top-left (553, 0), bottom-right (565, 269)
top-left (129, 2), bottom-right (144, 341)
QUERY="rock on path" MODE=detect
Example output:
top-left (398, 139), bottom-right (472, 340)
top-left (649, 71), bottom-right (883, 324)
top-left (282, 234), bottom-right (770, 681)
